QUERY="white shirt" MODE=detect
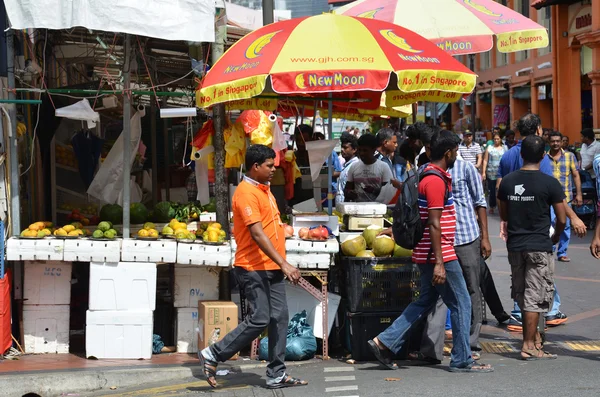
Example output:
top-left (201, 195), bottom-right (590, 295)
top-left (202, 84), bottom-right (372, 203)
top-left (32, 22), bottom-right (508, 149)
top-left (415, 146), bottom-right (426, 168)
top-left (346, 159), bottom-right (393, 203)
top-left (581, 140), bottom-right (600, 178)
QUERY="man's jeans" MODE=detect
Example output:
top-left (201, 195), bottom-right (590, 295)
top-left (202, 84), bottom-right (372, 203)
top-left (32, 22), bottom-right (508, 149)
top-left (455, 238), bottom-right (482, 349)
top-left (551, 204), bottom-right (571, 258)
top-left (209, 268), bottom-right (288, 380)
top-left (377, 260), bottom-right (474, 369)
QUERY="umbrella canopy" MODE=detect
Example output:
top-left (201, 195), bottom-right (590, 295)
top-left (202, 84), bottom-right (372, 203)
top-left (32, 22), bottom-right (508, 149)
top-left (334, 0), bottom-right (549, 55)
top-left (197, 14), bottom-right (477, 109)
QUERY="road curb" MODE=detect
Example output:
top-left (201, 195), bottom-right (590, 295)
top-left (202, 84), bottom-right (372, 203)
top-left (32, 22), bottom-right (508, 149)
top-left (0, 358), bottom-right (317, 397)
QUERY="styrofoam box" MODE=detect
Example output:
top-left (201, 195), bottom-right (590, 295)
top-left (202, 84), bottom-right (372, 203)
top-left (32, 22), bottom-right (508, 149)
top-left (285, 284), bottom-right (341, 339)
top-left (176, 242), bottom-right (232, 267)
top-left (121, 239), bottom-right (177, 263)
top-left (7, 237), bottom-right (64, 261)
top-left (63, 238), bottom-right (121, 262)
top-left (86, 310), bottom-right (153, 359)
top-left (24, 261), bottom-right (72, 305)
top-left (287, 253), bottom-right (332, 269)
top-left (285, 238), bottom-right (339, 254)
top-left (24, 305), bottom-right (70, 354)
top-left (291, 215), bottom-right (340, 236)
top-left (89, 262), bottom-right (157, 311)
top-left (336, 202), bottom-right (387, 216)
top-left (174, 266), bottom-right (220, 308)
top-left (176, 308), bottom-right (198, 353)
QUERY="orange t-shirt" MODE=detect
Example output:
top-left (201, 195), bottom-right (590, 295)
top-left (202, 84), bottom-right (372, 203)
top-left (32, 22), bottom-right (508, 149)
top-left (232, 178), bottom-right (285, 271)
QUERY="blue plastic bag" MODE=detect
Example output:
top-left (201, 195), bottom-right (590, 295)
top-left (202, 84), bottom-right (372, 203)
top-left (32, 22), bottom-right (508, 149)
top-left (258, 310), bottom-right (317, 361)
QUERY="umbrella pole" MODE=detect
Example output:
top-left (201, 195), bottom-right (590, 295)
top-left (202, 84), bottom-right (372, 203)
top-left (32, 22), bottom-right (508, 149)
top-left (6, 27), bottom-right (20, 236)
top-left (213, 4), bottom-right (230, 233)
top-left (327, 94), bottom-right (333, 215)
top-left (122, 34), bottom-right (131, 238)
top-left (311, 100), bottom-right (318, 133)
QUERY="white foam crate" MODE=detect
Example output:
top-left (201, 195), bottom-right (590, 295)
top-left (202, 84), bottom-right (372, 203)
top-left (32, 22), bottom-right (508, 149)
top-left (121, 239), bottom-right (177, 263)
top-left (176, 242), bottom-right (232, 267)
top-left (174, 266), bottom-right (220, 308)
top-left (86, 310), bottom-right (153, 359)
top-left (24, 261), bottom-right (72, 305)
top-left (287, 253), bottom-right (332, 269)
top-left (7, 237), bottom-right (64, 261)
top-left (336, 202), bottom-right (387, 216)
top-left (89, 262), bottom-right (157, 311)
top-left (285, 238), bottom-right (339, 254)
top-left (24, 305), bottom-right (70, 354)
top-left (176, 307), bottom-right (198, 353)
top-left (63, 239), bottom-right (122, 262)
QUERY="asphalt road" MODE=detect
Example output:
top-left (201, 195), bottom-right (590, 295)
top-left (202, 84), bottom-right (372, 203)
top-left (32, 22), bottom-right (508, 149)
top-left (82, 216), bottom-right (600, 397)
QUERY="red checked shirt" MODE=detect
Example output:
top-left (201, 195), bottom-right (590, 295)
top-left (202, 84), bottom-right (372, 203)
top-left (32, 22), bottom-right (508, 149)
top-left (412, 164), bottom-right (458, 265)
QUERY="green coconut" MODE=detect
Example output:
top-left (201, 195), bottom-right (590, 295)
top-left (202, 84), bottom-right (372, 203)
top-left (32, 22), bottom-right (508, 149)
top-left (341, 235), bottom-right (367, 257)
top-left (355, 250), bottom-right (375, 258)
top-left (362, 225), bottom-right (383, 249)
top-left (372, 235), bottom-right (395, 257)
top-left (393, 244), bottom-right (413, 258)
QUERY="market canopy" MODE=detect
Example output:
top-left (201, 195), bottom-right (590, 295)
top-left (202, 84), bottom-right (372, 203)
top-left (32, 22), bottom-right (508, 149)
top-left (4, 0), bottom-right (215, 42)
top-left (197, 14), bottom-right (477, 109)
top-left (334, 0), bottom-right (549, 55)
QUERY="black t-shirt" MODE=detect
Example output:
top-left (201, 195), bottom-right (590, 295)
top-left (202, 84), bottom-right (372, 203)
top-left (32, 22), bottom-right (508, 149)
top-left (498, 170), bottom-right (565, 252)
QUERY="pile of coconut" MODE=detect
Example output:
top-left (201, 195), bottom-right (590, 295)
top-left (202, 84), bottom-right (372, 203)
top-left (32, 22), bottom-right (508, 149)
top-left (341, 225), bottom-right (413, 258)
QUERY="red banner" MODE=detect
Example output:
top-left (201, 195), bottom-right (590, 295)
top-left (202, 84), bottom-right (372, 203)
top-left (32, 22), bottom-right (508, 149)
top-left (0, 270), bottom-right (11, 355)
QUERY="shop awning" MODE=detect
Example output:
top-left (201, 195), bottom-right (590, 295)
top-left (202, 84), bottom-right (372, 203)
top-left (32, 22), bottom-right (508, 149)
top-left (532, 0), bottom-right (580, 9)
top-left (513, 86), bottom-right (531, 99)
top-left (4, 0), bottom-right (215, 42)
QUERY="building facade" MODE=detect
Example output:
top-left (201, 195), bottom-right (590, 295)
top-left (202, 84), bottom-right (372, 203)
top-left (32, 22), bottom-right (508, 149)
top-left (459, 0), bottom-right (600, 141)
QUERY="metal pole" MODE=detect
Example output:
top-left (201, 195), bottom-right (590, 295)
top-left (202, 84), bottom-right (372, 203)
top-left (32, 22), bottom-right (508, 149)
top-left (327, 94), bottom-right (333, 215)
top-left (7, 28), bottom-right (20, 236)
top-left (311, 100), bottom-right (318, 132)
top-left (162, 97), bottom-right (170, 201)
top-left (151, 99), bottom-right (158, 206)
top-left (122, 34), bottom-right (131, 238)
top-left (213, 4), bottom-right (229, 232)
top-left (262, 0), bottom-right (275, 25)
top-left (470, 54), bottom-right (477, 134)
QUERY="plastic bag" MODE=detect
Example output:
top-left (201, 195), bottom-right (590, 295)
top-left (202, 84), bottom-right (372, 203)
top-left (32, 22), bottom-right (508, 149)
top-left (258, 310), bottom-right (317, 361)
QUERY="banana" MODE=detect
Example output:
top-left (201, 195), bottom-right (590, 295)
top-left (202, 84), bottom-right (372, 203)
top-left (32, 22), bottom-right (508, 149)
top-left (357, 8), bottom-right (383, 19)
top-left (380, 30), bottom-right (423, 54)
top-left (245, 31), bottom-right (281, 59)
top-left (295, 74), bottom-right (306, 89)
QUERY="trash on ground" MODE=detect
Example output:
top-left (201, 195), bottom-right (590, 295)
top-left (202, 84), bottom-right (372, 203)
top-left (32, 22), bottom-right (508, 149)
top-left (216, 369), bottom-right (230, 376)
top-left (385, 378), bottom-right (401, 381)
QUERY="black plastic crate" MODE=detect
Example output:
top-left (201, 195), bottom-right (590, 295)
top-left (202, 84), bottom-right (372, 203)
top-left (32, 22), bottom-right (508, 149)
top-left (346, 311), bottom-right (423, 361)
top-left (342, 256), bottom-right (420, 312)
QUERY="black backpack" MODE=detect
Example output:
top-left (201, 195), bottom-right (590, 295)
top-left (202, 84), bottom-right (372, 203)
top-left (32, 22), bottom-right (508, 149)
top-left (392, 167), bottom-right (449, 250)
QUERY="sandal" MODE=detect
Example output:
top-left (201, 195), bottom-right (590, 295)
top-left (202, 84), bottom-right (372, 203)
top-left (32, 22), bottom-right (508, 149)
top-left (557, 256), bottom-right (571, 262)
top-left (367, 339), bottom-right (398, 370)
top-left (448, 363), bottom-right (494, 373)
top-left (520, 348), bottom-right (557, 361)
top-left (199, 353), bottom-right (218, 388)
top-left (407, 351), bottom-right (441, 365)
top-left (471, 351), bottom-right (481, 361)
top-left (267, 374), bottom-right (308, 389)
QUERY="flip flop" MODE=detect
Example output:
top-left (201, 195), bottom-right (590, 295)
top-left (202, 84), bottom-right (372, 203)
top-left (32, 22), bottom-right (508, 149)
top-left (520, 348), bottom-right (557, 361)
top-left (367, 340), bottom-right (398, 370)
top-left (448, 363), bottom-right (494, 373)
top-left (267, 375), bottom-right (308, 389)
top-left (198, 353), bottom-right (218, 388)
top-left (557, 256), bottom-right (571, 262)
top-left (407, 351), bottom-right (441, 365)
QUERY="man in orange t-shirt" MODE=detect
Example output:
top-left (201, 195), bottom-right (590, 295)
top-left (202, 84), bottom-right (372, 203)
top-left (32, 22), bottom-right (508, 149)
top-left (199, 144), bottom-right (307, 390)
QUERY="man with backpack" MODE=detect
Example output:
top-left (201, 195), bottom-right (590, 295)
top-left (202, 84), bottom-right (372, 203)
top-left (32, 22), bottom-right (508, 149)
top-left (367, 130), bottom-right (493, 373)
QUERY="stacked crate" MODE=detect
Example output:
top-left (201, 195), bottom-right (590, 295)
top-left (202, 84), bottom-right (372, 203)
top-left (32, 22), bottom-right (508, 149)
top-left (336, 203), bottom-right (421, 361)
top-left (23, 261), bottom-right (73, 354)
top-left (86, 262), bottom-right (157, 359)
top-left (174, 265), bottom-right (220, 353)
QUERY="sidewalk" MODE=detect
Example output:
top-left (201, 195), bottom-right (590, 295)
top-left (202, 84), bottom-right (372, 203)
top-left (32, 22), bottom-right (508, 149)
top-left (0, 352), bottom-right (312, 397)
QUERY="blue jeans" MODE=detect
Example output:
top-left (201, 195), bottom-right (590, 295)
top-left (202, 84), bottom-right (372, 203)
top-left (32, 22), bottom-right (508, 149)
top-left (551, 204), bottom-right (571, 257)
top-left (377, 260), bottom-right (474, 369)
top-left (512, 285), bottom-right (561, 318)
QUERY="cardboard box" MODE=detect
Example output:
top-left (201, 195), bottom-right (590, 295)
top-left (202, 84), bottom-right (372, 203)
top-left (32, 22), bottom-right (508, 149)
top-left (198, 301), bottom-right (238, 352)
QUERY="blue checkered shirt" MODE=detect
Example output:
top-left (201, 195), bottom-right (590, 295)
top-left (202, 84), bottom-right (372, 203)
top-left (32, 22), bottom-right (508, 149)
top-left (449, 159), bottom-right (487, 246)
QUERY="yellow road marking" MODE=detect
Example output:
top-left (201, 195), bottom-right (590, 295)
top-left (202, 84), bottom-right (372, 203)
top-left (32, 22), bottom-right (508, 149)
top-left (562, 341), bottom-right (600, 351)
top-left (106, 380), bottom-right (214, 396)
top-left (480, 341), bottom-right (517, 354)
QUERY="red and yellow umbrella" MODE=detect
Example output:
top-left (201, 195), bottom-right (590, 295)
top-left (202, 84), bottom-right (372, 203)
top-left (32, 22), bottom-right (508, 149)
top-left (197, 14), bottom-right (476, 109)
top-left (335, 0), bottom-right (549, 55)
